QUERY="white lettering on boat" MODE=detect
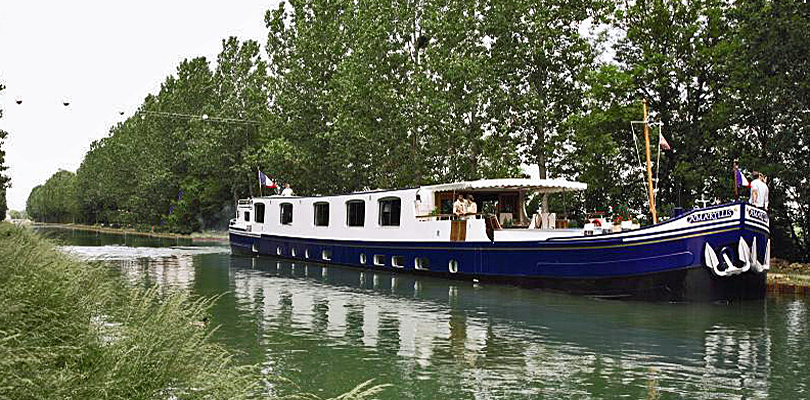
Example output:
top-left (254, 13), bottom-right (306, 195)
top-left (747, 207), bottom-right (769, 224)
top-left (686, 209), bottom-right (734, 224)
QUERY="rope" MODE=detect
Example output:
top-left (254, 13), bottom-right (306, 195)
top-left (630, 123), bottom-right (649, 206)
top-left (655, 124), bottom-right (662, 206)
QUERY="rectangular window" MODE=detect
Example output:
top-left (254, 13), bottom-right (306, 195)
top-left (314, 202), bottom-right (329, 227)
top-left (379, 198), bottom-right (401, 226)
top-left (254, 203), bottom-right (265, 223)
top-left (280, 203), bottom-right (293, 225)
top-left (347, 200), bottom-right (365, 227)
top-left (244, 211), bottom-right (250, 222)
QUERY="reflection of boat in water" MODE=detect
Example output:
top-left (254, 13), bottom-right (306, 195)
top-left (227, 256), bottom-right (773, 398)
top-left (229, 177), bottom-right (769, 302)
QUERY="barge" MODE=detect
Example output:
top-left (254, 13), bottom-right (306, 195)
top-left (229, 179), bottom-right (769, 301)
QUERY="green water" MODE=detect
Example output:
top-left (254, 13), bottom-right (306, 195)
top-left (43, 227), bottom-right (810, 399)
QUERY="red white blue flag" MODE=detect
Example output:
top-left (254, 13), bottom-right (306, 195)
top-left (258, 170), bottom-right (277, 189)
top-left (735, 168), bottom-right (750, 188)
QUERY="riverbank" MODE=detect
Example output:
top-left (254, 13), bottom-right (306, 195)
top-left (0, 222), bottom-right (387, 399)
top-left (0, 222), bottom-right (263, 399)
top-left (32, 221), bottom-right (228, 242)
top-left (767, 258), bottom-right (810, 295)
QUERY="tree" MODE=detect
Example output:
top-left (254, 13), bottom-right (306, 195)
top-left (0, 80), bottom-right (10, 218)
top-left (724, 0), bottom-right (810, 261)
top-left (485, 0), bottom-right (599, 212)
top-left (26, 170), bottom-right (77, 223)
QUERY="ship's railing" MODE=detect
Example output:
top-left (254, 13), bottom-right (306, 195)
top-left (416, 213), bottom-right (488, 221)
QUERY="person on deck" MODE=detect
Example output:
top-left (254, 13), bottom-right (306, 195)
top-left (465, 194), bottom-right (477, 216)
top-left (760, 174), bottom-right (769, 210)
top-left (453, 195), bottom-right (466, 217)
top-left (749, 172), bottom-right (768, 209)
top-left (281, 183), bottom-right (294, 196)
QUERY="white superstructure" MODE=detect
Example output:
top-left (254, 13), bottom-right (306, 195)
top-left (230, 178), bottom-right (588, 243)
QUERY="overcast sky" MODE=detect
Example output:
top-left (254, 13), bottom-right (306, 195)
top-left (0, 0), bottom-right (279, 211)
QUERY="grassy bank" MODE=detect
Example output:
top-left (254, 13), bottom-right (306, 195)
top-left (0, 223), bottom-right (387, 399)
top-left (32, 222), bottom-right (228, 242)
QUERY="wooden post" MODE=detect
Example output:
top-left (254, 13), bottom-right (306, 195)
top-left (733, 160), bottom-right (739, 199)
top-left (643, 99), bottom-right (658, 224)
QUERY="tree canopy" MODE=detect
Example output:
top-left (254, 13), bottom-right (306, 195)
top-left (24, 0), bottom-right (810, 260)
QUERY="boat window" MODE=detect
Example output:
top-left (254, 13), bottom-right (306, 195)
top-left (314, 202), bottom-right (329, 227)
top-left (415, 257), bottom-right (430, 270)
top-left (244, 211), bottom-right (250, 222)
top-left (280, 203), bottom-right (293, 225)
top-left (373, 254), bottom-right (386, 266)
top-left (254, 203), bottom-right (265, 223)
top-left (347, 200), bottom-right (365, 227)
top-left (378, 197), bottom-right (401, 226)
top-left (391, 256), bottom-right (404, 268)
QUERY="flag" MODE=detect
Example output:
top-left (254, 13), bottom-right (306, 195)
top-left (735, 168), bottom-right (750, 188)
top-left (659, 133), bottom-right (671, 150)
top-left (258, 170), bottom-right (277, 189)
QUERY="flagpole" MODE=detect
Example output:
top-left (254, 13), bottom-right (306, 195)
top-left (257, 167), bottom-right (263, 197)
top-left (643, 99), bottom-right (658, 224)
top-left (733, 160), bottom-right (739, 199)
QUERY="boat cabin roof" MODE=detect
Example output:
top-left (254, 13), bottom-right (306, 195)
top-left (246, 178), bottom-right (587, 203)
top-left (423, 178), bottom-right (587, 194)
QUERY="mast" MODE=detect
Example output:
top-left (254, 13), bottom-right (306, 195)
top-left (643, 99), bottom-right (658, 224)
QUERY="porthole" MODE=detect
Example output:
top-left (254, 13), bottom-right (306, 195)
top-left (276, 246), bottom-right (282, 256)
top-left (360, 253), bottom-right (367, 264)
top-left (252, 242), bottom-right (258, 253)
top-left (415, 257), bottom-right (430, 270)
top-left (291, 247), bottom-right (297, 257)
top-left (392, 256), bottom-right (405, 268)
top-left (322, 249), bottom-right (332, 261)
top-left (373, 254), bottom-right (386, 266)
top-left (305, 249), bottom-right (310, 259)
top-left (448, 259), bottom-right (459, 274)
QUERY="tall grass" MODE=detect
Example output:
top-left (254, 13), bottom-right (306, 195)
top-left (0, 224), bottom-right (388, 399)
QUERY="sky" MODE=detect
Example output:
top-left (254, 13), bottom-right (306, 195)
top-left (0, 0), bottom-right (280, 211)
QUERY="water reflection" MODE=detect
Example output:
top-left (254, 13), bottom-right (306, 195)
top-left (227, 256), bottom-right (781, 399)
top-left (42, 227), bottom-right (810, 400)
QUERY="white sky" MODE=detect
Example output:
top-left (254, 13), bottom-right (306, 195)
top-left (0, 0), bottom-right (279, 211)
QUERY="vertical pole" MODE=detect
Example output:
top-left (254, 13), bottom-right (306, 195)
top-left (733, 160), bottom-right (739, 199)
top-left (643, 99), bottom-right (658, 224)
top-left (256, 167), bottom-right (263, 197)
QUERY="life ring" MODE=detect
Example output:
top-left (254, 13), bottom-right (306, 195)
top-left (449, 259), bottom-right (459, 274)
top-left (592, 218), bottom-right (602, 227)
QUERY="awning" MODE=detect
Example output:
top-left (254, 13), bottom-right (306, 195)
top-left (423, 178), bottom-right (587, 193)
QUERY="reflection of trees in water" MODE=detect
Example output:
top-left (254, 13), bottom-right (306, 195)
top-left (224, 257), bottom-right (781, 399)
top-left (117, 254), bottom-right (195, 292)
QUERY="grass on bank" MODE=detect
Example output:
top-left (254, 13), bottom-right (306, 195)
top-left (0, 223), bottom-right (388, 400)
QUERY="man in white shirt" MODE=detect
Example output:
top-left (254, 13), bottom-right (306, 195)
top-left (453, 195), bottom-right (466, 216)
top-left (750, 173), bottom-right (768, 209)
top-left (281, 183), bottom-right (294, 196)
top-left (761, 174), bottom-right (769, 210)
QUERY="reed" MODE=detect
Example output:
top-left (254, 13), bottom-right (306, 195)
top-left (0, 223), bottom-right (388, 399)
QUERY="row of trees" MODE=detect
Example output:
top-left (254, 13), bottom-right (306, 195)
top-left (26, 0), bottom-right (809, 260)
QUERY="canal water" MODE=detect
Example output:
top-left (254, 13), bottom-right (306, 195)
top-left (43, 227), bottom-right (809, 399)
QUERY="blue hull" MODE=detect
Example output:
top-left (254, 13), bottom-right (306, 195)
top-left (229, 205), bottom-right (768, 302)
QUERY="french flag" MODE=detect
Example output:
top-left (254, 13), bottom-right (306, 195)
top-left (258, 170), bottom-right (277, 189)
top-left (735, 168), bottom-right (750, 188)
